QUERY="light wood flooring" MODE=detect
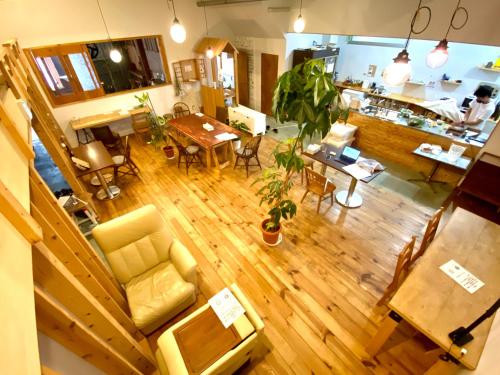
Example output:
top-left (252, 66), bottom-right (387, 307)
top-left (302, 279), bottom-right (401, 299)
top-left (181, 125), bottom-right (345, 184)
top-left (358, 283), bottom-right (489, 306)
top-left (92, 135), bottom-right (438, 375)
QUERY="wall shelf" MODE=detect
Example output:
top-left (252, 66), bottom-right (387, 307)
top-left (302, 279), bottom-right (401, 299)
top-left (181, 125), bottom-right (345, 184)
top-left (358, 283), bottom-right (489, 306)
top-left (405, 81), bottom-right (425, 86)
top-left (477, 65), bottom-right (500, 73)
top-left (440, 80), bottom-right (462, 86)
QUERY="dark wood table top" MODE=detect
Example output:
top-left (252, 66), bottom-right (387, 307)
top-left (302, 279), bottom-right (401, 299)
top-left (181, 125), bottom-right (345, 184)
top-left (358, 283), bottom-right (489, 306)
top-left (168, 114), bottom-right (241, 149)
top-left (303, 143), bottom-right (382, 183)
top-left (72, 141), bottom-right (115, 177)
top-left (173, 307), bottom-right (244, 374)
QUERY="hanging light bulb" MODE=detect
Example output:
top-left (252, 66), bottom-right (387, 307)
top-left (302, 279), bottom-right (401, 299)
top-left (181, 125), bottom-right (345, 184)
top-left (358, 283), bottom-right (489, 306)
top-left (294, 15), bottom-right (305, 33)
top-left (426, 39), bottom-right (449, 68)
top-left (382, 49), bottom-right (412, 86)
top-left (169, 1), bottom-right (186, 44)
top-left (293, 0), bottom-right (305, 33)
top-left (206, 46), bottom-right (214, 59)
top-left (382, 0), bottom-right (431, 86)
top-left (109, 48), bottom-right (122, 63)
top-left (426, 0), bottom-right (468, 69)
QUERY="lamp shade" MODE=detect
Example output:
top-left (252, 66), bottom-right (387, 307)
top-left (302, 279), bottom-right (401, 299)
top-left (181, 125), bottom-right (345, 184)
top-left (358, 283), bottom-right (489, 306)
top-left (426, 39), bottom-right (449, 69)
top-left (382, 49), bottom-right (411, 86)
top-left (293, 15), bottom-right (305, 33)
top-left (109, 48), bottom-right (122, 63)
top-left (206, 46), bottom-right (214, 59)
top-left (170, 18), bottom-right (186, 44)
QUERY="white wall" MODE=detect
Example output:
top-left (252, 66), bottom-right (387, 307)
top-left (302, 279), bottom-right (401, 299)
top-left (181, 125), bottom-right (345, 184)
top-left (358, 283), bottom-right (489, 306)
top-left (0, 0), bottom-right (234, 145)
top-left (0, 89), bottom-right (40, 374)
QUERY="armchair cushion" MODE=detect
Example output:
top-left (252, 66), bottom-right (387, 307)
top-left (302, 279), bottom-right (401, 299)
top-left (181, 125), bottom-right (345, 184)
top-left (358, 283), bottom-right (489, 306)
top-left (329, 122), bottom-right (358, 141)
top-left (170, 239), bottom-right (197, 286)
top-left (126, 261), bottom-right (196, 334)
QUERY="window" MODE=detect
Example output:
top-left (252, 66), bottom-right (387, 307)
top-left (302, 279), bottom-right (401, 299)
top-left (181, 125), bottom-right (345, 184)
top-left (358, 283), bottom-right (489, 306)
top-left (26, 36), bottom-right (171, 106)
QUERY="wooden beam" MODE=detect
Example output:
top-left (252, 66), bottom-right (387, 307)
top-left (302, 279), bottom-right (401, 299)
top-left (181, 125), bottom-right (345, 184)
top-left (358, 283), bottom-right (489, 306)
top-left (0, 100), bottom-right (35, 160)
top-left (31, 204), bottom-right (139, 339)
top-left (29, 166), bottom-right (127, 307)
top-left (35, 286), bottom-right (142, 375)
top-left (0, 178), bottom-right (42, 243)
top-left (33, 242), bottom-right (156, 374)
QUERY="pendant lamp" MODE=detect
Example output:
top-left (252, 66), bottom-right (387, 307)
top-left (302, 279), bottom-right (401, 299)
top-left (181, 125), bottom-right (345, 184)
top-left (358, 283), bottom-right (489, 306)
top-left (293, 0), bottom-right (305, 33)
top-left (203, 3), bottom-right (213, 58)
top-left (169, 0), bottom-right (186, 44)
top-left (96, 0), bottom-right (122, 63)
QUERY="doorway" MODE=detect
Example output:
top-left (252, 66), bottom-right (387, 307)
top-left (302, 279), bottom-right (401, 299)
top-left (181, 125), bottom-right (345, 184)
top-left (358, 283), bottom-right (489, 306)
top-left (260, 53), bottom-right (279, 116)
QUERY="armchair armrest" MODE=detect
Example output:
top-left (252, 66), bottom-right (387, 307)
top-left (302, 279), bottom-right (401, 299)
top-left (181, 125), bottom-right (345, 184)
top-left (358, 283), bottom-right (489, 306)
top-left (170, 239), bottom-right (198, 286)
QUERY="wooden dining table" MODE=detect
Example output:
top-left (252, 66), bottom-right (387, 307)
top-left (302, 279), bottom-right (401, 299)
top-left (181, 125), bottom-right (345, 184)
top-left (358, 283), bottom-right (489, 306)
top-left (168, 114), bottom-right (242, 169)
top-left (366, 208), bottom-right (500, 372)
top-left (72, 141), bottom-right (120, 200)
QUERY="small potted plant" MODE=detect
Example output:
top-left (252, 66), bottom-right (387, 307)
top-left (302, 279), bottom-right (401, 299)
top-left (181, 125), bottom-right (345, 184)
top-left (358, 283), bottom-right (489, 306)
top-left (229, 119), bottom-right (250, 150)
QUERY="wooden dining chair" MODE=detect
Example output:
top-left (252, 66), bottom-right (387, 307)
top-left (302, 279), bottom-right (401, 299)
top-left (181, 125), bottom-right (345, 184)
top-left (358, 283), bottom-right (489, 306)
top-left (112, 136), bottom-right (139, 180)
top-left (301, 167), bottom-right (336, 213)
top-left (170, 137), bottom-right (202, 175)
top-left (297, 141), bottom-right (314, 184)
top-left (234, 136), bottom-right (262, 177)
top-left (173, 102), bottom-right (190, 118)
top-left (215, 106), bottom-right (228, 124)
top-left (59, 135), bottom-right (74, 158)
top-left (90, 126), bottom-right (122, 149)
top-left (377, 236), bottom-right (416, 306)
top-left (131, 111), bottom-right (150, 142)
top-left (411, 207), bottom-right (444, 266)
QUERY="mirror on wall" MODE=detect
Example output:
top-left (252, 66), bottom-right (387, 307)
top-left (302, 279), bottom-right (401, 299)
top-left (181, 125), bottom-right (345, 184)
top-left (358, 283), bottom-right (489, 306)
top-left (26, 35), bottom-right (171, 106)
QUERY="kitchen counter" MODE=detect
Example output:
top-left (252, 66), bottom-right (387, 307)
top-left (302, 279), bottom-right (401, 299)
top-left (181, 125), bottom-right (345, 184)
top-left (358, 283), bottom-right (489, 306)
top-left (335, 82), bottom-right (425, 106)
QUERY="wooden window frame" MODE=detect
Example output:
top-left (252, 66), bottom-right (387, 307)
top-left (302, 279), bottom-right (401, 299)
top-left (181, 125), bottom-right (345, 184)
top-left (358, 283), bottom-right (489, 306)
top-left (25, 35), bottom-right (172, 108)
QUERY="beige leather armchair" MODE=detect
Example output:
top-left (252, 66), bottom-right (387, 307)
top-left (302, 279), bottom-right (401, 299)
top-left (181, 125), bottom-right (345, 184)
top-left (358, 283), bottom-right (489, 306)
top-left (92, 204), bottom-right (197, 334)
top-left (156, 284), bottom-right (265, 375)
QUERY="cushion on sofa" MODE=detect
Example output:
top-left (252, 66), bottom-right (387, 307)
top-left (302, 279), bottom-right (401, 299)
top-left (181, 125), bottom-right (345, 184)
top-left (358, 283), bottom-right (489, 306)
top-left (329, 123), bottom-right (357, 140)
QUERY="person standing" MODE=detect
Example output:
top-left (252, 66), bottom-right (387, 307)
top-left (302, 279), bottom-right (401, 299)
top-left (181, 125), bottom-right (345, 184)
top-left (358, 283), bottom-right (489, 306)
top-left (454, 85), bottom-right (496, 131)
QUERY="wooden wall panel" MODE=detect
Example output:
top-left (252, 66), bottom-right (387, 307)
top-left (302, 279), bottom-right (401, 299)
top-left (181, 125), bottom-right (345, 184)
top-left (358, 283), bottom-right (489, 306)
top-left (35, 286), bottom-right (142, 375)
top-left (33, 243), bottom-right (156, 374)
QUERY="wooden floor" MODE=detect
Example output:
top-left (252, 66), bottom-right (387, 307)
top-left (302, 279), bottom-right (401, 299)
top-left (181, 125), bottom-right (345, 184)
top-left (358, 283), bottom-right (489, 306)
top-left (92, 135), bottom-right (437, 375)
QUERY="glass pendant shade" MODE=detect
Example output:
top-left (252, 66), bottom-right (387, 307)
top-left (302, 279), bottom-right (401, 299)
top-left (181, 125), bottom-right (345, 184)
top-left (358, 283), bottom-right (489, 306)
top-left (426, 39), bottom-right (449, 68)
top-left (382, 49), bottom-right (412, 86)
top-left (170, 17), bottom-right (186, 44)
top-left (206, 46), bottom-right (214, 59)
top-left (293, 15), bottom-right (305, 33)
top-left (109, 48), bottom-right (122, 63)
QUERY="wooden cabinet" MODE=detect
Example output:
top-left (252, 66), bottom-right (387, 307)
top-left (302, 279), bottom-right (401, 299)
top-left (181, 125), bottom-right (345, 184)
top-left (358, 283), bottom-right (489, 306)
top-left (228, 105), bottom-right (266, 136)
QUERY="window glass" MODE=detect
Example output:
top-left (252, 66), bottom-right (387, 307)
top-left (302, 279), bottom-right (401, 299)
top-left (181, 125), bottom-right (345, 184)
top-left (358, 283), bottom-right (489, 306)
top-left (35, 56), bottom-right (73, 95)
top-left (68, 53), bottom-right (97, 91)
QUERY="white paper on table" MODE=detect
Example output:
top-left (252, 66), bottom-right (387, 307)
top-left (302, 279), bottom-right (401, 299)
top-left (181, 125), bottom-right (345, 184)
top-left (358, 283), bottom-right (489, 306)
top-left (215, 132), bottom-right (238, 141)
top-left (342, 163), bottom-right (371, 180)
top-left (440, 260), bottom-right (485, 294)
top-left (195, 112), bottom-right (204, 117)
top-left (119, 109), bottom-right (129, 116)
top-left (203, 123), bottom-right (214, 131)
top-left (208, 288), bottom-right (246, 328)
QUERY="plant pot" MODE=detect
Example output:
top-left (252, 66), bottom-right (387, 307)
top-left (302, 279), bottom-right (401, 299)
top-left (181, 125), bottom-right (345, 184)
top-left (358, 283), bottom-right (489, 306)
top-left (261, 219), bottom-right (282, 245)
top-left (232, 139), bottom-right (241, 151)
top-left (163, 145), bottom-right (175, 159)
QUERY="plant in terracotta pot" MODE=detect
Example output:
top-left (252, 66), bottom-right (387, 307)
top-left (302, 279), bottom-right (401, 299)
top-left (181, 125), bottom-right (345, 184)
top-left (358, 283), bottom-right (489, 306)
top-left (253, 59), bottom-right (344, 245)
top-left (135, 92), bottom-right (168, 150)
top-left (229, 119), bottom-right (250, 150)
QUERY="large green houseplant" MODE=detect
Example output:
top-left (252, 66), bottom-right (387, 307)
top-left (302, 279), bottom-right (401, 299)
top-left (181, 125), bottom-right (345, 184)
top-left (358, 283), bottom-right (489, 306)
top-left (254, 59), bottom-right (344, 245)
top-left (135, 92), bottom-right (168, 150)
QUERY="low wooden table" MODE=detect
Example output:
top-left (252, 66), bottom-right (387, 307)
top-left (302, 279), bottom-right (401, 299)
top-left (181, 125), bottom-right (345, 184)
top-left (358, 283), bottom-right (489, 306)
top-left (72, 141), bottom-right (120, 200)
top-left (173, 307), bottom-right (244, 374)
top-left (303, 144), bottom-right (382, 208)
top-left (366, 208), bottom-right (500, 371)
top-left (168, 114), bottom-right (241, 169)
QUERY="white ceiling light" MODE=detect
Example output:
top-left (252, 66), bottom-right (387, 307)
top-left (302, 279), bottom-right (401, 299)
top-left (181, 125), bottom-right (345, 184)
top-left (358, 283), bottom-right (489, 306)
top-left (293, 0), bottom-right (305, 33)
top-left (382, 0), bottom-right (431, 86)
top-left (426, 0), bottom-right (469, 69)
top-left (203, 3), bottom-right (214, 59)
top-left (96, 0), bottom-right (122, 64)
top-left (206, 46), bottom-right (214, 59)
top-left (169, 0), bottom-right (186, 44)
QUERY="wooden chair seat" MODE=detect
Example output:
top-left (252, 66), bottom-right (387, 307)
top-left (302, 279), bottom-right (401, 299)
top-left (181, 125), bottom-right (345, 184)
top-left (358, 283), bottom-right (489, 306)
top-left (234, 136), bottom-right (262, 177)
top-left (301, 167), bottom-right (336, 214)
top-left (170, 136), bottom-right (202, 175)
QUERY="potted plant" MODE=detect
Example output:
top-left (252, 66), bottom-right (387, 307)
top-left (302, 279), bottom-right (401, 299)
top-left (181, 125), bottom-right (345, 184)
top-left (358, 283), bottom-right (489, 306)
top-left (135, 93), bottom-right (170, 152)
top-left (253, 59), bottom-right (344, 245)
top-left (229, 119), bottom-right (250, 150)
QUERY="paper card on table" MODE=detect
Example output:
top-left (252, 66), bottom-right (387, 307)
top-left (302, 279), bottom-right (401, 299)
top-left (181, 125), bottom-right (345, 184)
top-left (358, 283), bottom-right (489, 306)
top-left (203, 123), bottom-right (214, 131)
top-left (215, 132), bottom-right (238, 141)
top-left (208, 288), bottom-right (245, 328)
top-left (195, 112), bottom-right (204, 117)
top-left (342, 163), bottom-right (371, 180)
top-left (440, 260), bottom-right (485, 294)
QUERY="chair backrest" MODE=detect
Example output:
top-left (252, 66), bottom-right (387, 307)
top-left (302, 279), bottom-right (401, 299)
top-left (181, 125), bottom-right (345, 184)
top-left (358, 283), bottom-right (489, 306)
top-left (170, 136), bottom-right (188, 155)
top-left (59, 135), bottom-right (73, 157)
top-left (90, 126), bottom-right (117, 145)
top-left (305, 167), bottom-right (328, 194)
top-left (391, 236), bottom-right (416, 290)
top-left (121, 135), bottom-right (131, 162)
top-left (91, 205), bottom-right (173, 284)
top-left (412, 207), bottom-right (444, 264)
top-left (242, 136), bottom-right (261, 156)
top-left (131, 111), bottom-right (150, 132)
top-left (215, 106), bottom-right (228, 123)
top-left (173, 102), bottom-right (190, 118)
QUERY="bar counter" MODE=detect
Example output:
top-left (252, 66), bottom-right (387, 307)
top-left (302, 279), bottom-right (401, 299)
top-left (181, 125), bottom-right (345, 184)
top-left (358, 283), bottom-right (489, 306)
top-left (348, 111), bottom-right (481, 185)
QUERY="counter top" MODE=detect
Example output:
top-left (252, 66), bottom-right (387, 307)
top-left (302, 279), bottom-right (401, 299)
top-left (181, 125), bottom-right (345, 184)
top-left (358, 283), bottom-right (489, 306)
top-left (335, 82), bottom-right (425, 106)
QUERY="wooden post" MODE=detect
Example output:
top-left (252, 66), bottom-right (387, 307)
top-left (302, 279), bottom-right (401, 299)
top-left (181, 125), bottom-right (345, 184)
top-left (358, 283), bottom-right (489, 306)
top-left (35, 286), bottom-right (143, 375)
top-left (0, 101), bottom-right (35, 160)
top-left (33, 243), bottom-right (156, 374)
top-left (0, 178), bottom-right (42, 243)
top-left (365, 310), bottom-right (402, 357)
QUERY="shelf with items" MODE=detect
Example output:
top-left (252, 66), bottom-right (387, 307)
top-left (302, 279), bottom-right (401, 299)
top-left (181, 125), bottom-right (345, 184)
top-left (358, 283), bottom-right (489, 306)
top-left (477, 65), bottom-right (500, 73)
top-left (440, 80), bottom-right (462, 87)
top-left (172, 58), bottom-right (207, 84)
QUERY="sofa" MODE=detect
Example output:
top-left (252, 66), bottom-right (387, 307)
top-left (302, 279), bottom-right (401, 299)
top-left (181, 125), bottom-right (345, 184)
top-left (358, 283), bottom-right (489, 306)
top-left (92, 204), bottom-right (198, 334)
